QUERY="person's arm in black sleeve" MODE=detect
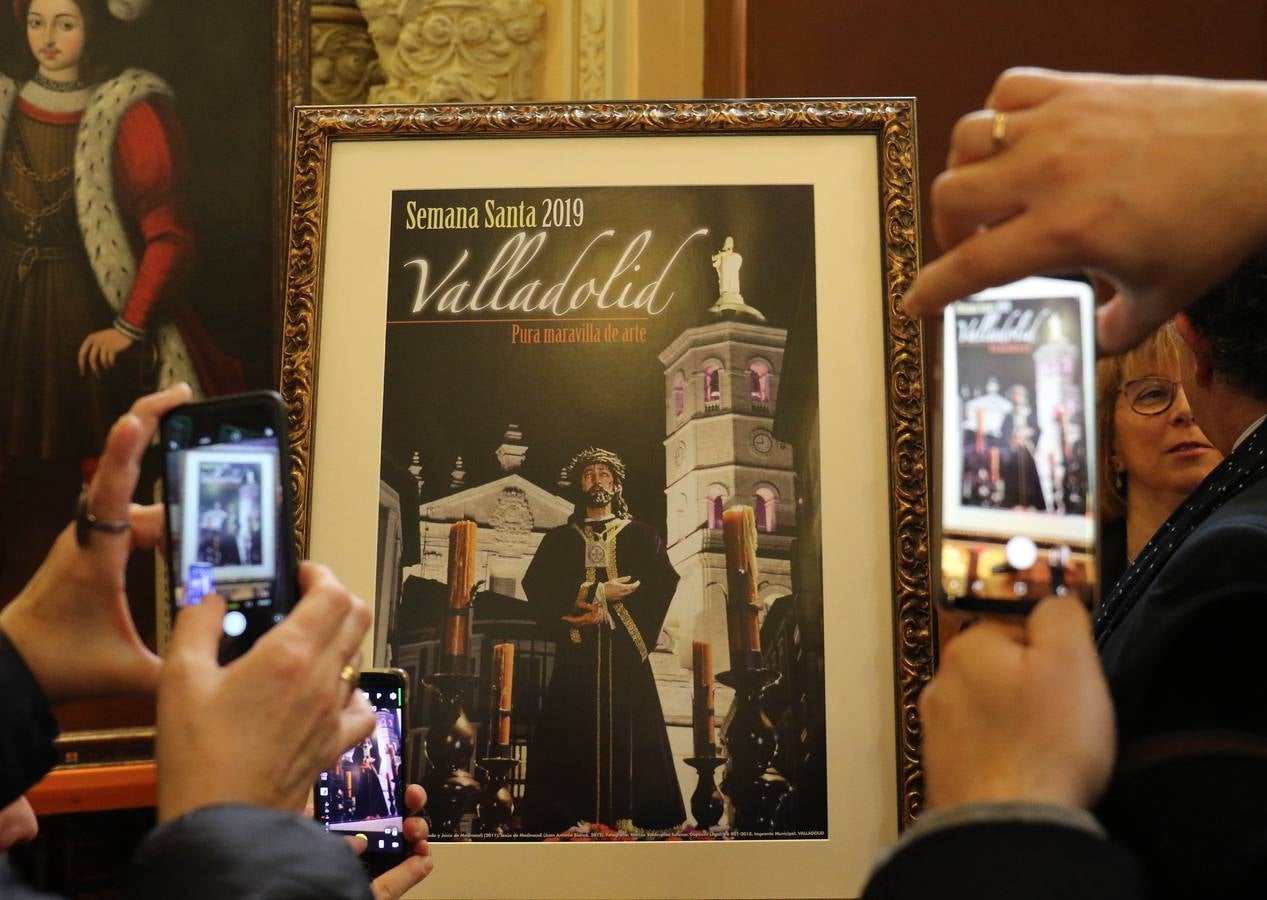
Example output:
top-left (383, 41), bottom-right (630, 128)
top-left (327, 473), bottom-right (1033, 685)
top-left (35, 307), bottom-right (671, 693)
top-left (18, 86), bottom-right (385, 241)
top-left (863, 805), bottom-right (1145, 900)
top-left (0, 631), bottom-right (59, 807)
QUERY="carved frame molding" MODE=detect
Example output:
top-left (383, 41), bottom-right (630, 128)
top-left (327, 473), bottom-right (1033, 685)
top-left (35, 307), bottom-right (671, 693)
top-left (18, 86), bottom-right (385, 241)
top-left (280, 97), bottom-right (932, 828)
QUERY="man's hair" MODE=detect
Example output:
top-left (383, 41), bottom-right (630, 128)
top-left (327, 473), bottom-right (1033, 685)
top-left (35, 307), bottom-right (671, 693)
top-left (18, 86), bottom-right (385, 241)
top-left (1185, 251), bottom-right (1267, 402)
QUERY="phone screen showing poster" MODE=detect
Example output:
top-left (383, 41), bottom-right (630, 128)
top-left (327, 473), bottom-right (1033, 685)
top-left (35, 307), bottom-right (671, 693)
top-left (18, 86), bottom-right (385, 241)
top-left (162, 410), bottom-right (286, 656)
top-left (941, 277), bottom-right (1098, 608)
top-left (315, 682), bottom-right (406, 858)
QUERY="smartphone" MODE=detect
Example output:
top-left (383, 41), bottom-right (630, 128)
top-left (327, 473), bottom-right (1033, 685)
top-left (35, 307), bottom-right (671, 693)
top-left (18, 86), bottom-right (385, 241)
top-left (160, 390), bottom-right (299, 662)
top-left (315, 669), bottom-right (409, 873)
top-left (939, 277), bottom-right (1099, 616)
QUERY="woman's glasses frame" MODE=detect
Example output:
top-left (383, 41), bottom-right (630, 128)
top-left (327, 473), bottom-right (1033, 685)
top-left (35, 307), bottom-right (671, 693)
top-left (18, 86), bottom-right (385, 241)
top-left (1121, 376), bottom-right (1181, 417)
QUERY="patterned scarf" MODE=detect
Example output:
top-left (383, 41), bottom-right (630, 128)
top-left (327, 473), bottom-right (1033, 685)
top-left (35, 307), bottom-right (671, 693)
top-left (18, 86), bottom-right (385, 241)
top-left (1094, 417), bottom-right (1267, 645)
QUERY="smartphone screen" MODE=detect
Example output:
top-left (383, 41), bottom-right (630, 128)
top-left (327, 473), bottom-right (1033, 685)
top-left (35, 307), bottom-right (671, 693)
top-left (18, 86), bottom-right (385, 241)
top-left (315, 671), bottom-right (408, 867)
top-left (940, 277), bottom-right (1098, 613)
top-left (161, 391), bottom-right (297, 661)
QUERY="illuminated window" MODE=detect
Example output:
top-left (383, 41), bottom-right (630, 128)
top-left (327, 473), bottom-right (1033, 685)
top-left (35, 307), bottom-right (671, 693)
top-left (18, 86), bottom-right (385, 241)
top-left (706, 484), bottom-right (727, 528)
top-left (754, 485), bottom-right (778, 533)
top-left (704, 365), bottom-right (721, 402)
top-left (749, 359), bottom-right (772, 403)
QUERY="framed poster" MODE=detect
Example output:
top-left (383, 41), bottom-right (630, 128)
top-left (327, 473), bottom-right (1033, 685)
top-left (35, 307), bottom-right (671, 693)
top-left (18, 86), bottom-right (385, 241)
top-left (283, 99), bottom-right (931, 898)
top-left (0, 0), bottom-right (307, 764)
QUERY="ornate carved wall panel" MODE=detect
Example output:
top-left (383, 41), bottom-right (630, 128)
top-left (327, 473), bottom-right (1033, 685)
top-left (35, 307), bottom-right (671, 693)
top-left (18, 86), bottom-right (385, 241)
top-left (312, 1), bottom-right (380, 104)
top-left (356, 0), bottom-right (547, 103)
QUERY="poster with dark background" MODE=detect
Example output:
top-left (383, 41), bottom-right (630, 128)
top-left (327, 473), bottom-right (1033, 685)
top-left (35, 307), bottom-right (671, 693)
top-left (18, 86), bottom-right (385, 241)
top-left (380, 184), bottom-right (817, 525)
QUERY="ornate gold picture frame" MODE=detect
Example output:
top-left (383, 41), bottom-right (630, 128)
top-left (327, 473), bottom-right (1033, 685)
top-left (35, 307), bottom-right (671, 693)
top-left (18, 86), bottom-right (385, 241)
top-left (282, 98), bottom-right (931, 898)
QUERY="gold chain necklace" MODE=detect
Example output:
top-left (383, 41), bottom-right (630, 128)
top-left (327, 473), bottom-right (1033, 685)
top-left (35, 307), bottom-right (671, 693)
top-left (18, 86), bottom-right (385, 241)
top-left (3, 120), bottom-right (74, 240)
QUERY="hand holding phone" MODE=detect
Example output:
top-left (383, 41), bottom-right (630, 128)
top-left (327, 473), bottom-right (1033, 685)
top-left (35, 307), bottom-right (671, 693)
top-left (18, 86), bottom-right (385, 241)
top-left (157, 562), bottom-right (375, 823)
top-left (939, 278), bottom-right (1099, 617)
top-left (160, 391), bottom-right (299, 661)
top-left (314, 668), bottom-right (411, 875)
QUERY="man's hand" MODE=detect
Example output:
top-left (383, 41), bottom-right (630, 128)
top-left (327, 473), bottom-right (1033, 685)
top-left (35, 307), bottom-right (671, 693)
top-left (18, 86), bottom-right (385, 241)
top-left (156, 563), bottom-right (376, 823)
top-left (347, 783), bottom-right (434, 900)
top-left (0, 384), bottom-right (191, 704)
top-left (919, 596), bottom-right (1115, 810)
top-left (903, 68), bottom-right (1267, 354)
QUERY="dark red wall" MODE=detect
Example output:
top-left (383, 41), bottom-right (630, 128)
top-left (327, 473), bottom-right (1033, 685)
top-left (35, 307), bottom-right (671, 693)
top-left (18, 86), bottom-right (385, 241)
top-left (713, 0), bottom-right (1267, 257)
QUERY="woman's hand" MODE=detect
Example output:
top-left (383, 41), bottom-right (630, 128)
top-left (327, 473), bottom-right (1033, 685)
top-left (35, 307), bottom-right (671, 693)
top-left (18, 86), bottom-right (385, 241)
top-left (78, 328), bottom-right (135, 377)
top-left (0, 384), bottom-right (191, 703)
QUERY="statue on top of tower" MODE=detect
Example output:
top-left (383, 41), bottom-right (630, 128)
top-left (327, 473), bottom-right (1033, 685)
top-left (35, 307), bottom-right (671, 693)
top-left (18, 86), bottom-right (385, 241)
top-left (709, 236), bottom-right (767, 323)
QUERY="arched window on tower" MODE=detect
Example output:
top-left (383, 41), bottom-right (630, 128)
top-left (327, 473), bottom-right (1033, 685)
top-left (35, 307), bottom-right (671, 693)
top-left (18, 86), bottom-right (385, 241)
top-left (706, 484), bottom-right (728, 529)
top-left (673, 371), bottom-right (686, 416)
top-left (749, 359), bottom-right (772, 405)
top-left (753, 485), bottom-right (779, 533)
top-left (703, 364), bottom-right (721, 403)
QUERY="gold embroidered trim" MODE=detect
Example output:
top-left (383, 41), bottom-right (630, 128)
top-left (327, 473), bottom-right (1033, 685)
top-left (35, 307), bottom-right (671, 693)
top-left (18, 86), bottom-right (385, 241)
top-left (570, 627), bottom-right (582, 644)
top-left (612, 600), bottom-right (648, 662)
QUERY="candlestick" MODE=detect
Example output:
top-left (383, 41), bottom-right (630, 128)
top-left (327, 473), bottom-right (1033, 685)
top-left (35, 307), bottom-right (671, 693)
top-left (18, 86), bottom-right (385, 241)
top-left (691, 641), bottom-right (715, 757)
top-left (722, 505), bottom-right (762, 670)
top-left (444, 521), bottom-right (477, 657)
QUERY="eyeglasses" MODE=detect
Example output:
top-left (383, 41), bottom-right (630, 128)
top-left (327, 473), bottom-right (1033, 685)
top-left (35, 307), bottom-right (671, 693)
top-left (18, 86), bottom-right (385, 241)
top-left (1121, 376), bottom-right (1180, 416)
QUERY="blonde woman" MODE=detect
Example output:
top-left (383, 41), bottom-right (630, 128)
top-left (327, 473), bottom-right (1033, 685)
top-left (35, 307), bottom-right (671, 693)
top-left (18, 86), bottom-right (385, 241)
top-left (1095, 324), bottom-right (1221, 591)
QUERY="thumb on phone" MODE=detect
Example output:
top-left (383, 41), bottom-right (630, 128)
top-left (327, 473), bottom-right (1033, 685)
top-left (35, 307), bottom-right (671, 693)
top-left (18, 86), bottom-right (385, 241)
top-left (168, 594), bottom-right (226, 671)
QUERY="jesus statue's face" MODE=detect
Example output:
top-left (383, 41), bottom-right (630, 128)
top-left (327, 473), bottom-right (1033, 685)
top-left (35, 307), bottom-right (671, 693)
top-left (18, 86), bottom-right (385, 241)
top-left (581, 463), bottom-right (616, 509)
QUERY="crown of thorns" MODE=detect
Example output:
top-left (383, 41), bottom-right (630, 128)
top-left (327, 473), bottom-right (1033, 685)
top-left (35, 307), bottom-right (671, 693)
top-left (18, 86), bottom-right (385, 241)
top-left (567, 447), bottom-right (626, 483)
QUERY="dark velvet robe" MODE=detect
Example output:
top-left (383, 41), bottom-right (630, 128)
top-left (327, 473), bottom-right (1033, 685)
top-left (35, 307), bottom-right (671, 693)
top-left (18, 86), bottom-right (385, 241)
top-left (521, 517), bottom-right (685, 833)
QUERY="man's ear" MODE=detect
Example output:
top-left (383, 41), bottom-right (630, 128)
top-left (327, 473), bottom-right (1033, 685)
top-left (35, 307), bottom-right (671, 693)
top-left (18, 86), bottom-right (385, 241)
top-left (1174, 313), bottom-right (1215, 388)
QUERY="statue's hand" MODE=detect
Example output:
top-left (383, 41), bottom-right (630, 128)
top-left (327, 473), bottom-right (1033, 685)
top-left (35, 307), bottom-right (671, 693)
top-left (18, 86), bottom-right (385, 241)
top-left (561, 603), bottom-right (605, 628)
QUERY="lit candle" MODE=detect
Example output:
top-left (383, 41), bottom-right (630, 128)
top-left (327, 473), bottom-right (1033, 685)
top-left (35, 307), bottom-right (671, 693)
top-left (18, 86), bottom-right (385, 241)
top-left (722, 505), bottom-right (761, 668)
top-left (444, 520), bottom-right (477, 656)
top-left (989, 447), bottom-right (1000, 484)
top-left (692, 641), bottom-right (715, 756)
top-left (492, 642), bottom-right (515, 747)
top-left (974, 407), bottom-right (985, 455)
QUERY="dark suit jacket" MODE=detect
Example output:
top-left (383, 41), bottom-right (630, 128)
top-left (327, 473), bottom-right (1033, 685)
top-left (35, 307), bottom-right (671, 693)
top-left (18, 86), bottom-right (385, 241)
top-left (865, 457), bottom-right (1267, 899)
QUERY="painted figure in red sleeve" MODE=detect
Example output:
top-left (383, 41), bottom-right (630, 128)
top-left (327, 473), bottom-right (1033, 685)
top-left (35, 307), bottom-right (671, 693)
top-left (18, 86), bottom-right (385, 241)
top-left (0, 0), bottom-right (240, 599)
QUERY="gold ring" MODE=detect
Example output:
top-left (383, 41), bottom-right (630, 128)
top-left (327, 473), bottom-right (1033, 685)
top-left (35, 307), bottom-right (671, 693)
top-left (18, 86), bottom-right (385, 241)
top-left (339, 664), bottom-right (358, 687)
top-left (990, 110), bottom-right (1009, 152)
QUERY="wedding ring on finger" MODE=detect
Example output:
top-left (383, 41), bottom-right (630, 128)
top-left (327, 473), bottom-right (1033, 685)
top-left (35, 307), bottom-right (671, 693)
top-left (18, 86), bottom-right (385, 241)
top-left (74, 488), bottom-right (131, 548)
top-left (990, 110), bottom-right (1009, 153)
top-left (339, 664), bottom-right (359, 688)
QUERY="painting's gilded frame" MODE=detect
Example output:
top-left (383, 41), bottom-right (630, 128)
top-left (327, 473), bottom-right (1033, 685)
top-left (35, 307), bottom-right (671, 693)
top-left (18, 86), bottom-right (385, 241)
top-left (42, 0), bottom-right (311, 779)
top-left (279, 98), bottom-right (933, 846)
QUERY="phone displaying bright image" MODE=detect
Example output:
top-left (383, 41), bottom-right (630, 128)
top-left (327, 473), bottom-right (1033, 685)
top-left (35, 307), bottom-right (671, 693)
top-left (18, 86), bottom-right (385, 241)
top-left (314, 669), bottom-right (409, 874)
top-left (939, 277), bottom-right (1099, 615)
top-left (160, 390), bottom-right (299, 662)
